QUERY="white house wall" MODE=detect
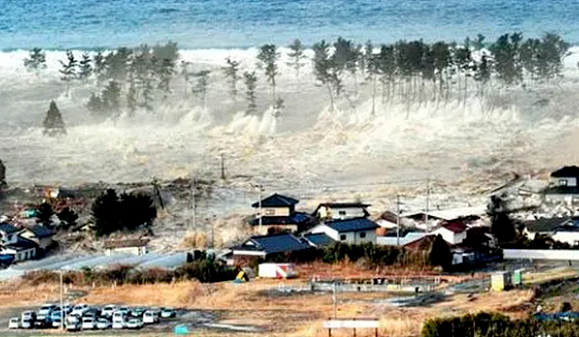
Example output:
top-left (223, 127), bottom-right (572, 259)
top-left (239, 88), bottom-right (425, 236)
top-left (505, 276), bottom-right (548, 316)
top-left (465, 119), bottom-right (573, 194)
top-left (257, 207), bottom-right (291, 217)
top-left (551, 232), bottom-right (579, 246)
top-left (318, 207), bottom-right (367, 220)
top-left (336, 230), bottom-right (377, 245)
top-left (433, 228), bottom-right (466, 245)
top-left (551, 177), bottom-right (578, 187)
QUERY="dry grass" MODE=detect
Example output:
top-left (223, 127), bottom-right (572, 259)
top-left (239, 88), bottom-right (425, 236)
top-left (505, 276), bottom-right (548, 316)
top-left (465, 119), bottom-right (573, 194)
top-left (0, 281), bottom-right (60, 307)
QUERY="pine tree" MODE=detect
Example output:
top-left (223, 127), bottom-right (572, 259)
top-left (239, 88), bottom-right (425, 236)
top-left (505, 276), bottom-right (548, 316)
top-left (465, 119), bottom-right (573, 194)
top-left (191, 70), bottom-right (211, 109)
top-left (59, 51), bottom-right (78, 96)
top-left (257, 44), bottom-right (280, 108)
top-left (78, 52), bottom-right (93, 83)
top-left (223, 57), bottom-right (241, 100)
top-left (91, 189), bottom-right (121, 237)
top-left (23, 48), bottom-right (47, 73)
top-left (312, 40), bottom-right (339, 110)
top-left (43, 101), bottom-right (66, 136)
top-left (93, 51), bottom-right (106, 85)
top-left (36, 202), bottom-right (54, 228)
top-left (57, 207), bottom-right (78, 230)
top-left (102, 80), bottom-right (121, 113)
top-left (127, 79), bottom-right (137, 116)
top-left (287, 39), bottom-right (307, 78)
top-left (243, 71), bottom-right (258, 115)
top-left (86, 92), bottom-right (105, 116)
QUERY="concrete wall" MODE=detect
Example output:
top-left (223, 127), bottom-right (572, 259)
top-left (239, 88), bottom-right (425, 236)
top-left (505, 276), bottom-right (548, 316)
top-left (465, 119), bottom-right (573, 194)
top-left (504, 249), bottom-right (579, 260)
top-left (105, 246), bottom-right (147, 256)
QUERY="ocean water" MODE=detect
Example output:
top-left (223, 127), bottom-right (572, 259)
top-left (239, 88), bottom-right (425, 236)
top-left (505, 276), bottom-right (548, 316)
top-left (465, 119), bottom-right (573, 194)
top-left (0, 0), bottom-right (578, 50)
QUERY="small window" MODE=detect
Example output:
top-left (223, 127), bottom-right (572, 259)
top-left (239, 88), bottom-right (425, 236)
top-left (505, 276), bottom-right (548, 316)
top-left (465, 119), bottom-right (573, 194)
top-left (338, 210), bottom-right (347, 216)
top-left (559, 179), bottom-right (568, 186)
top-left (360, 232), bottom-right (366, 238)
top-left (265, 209), bottom-right (275, 215)
top-left (340, 235), bottom-right (347, 241)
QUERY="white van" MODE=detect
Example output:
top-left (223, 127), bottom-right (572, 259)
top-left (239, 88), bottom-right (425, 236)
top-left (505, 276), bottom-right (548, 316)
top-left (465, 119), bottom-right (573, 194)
top-left (112, 311), bottom-right (126, 329)
top-left (143, 310), bottom-right (159, 324)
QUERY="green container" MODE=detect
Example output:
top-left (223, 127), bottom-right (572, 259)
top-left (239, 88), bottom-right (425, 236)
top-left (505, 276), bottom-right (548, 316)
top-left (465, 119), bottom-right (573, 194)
top-left (513, 269), bottom-right (524, 286)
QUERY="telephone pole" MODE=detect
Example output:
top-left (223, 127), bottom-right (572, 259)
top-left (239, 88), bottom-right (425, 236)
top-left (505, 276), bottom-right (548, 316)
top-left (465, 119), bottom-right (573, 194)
top-left (258, 185), bottom-right (263, 233)
top-left (191, 177), bottom-right (197, 232)
top-left (59, 269), bottom-right (64, 330)
top-left (396, 194), bottom-right (401, 247)
top-left (425, 178), bottom-right (430, 229)
top-left (220, 153), bottom-right (225, 180)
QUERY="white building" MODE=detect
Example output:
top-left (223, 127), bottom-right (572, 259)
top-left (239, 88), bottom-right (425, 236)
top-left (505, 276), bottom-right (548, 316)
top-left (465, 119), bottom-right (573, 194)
top-left (432, 222), bottom-right (468, 245)
top-left (309, 218), bottom-right (379, 245)
top-left (104, 239), bottom-right (149, 256)
top-left (522, 217), bottom-right (573, 240)
top-left (313, 202), bottom-right (370, 221)
top-left (0, 223), bottom-right (19, 246)
top-left (544, 166), bottom-right (579, 204)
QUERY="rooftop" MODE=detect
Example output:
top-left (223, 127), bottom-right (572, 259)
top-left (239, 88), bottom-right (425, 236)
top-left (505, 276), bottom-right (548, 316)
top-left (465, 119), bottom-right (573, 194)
top-left (377, 233), bottom-right (432, 246)
top-left (324, 218), bottom-right (379, 233)
top-left (551, 166), bottom-right (579, 178)
top-left (248, 212), bottom-right (311, 226)
top-left (5, 236), bottom-right (38, 251)
top-left (23, 225), bottom-right (55, 239)
top-left (103, 238), bottom-right (149, 249)
top-left (252, 193), bottom-right (299, 208)
top-left (0, 223), bottom-right (19, 234)
top-left (232, 233), bottom-right (312, 255)
top-left (303, 233), bottom-right (335, 247)
top-left (317, 202), bottom-right (370, 209)
top-left (439, 221), bottom-right (468, 234)
top-left (524, 217), bottom-right (573, 233)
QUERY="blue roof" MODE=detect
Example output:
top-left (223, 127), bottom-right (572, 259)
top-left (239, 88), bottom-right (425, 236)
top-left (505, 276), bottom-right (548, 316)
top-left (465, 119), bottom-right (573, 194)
top-left (303, 233), bottom-right (335, 247)
top-left (324, 218), bottom-right (379, 233)
top-left (252, 193), bottom-right (299, 208)
top-left (26, 225), bottom-right (55, 239)
top-left (5, 236), bottom-right (38, 251)
top-left (0, 223), bottom-right (18, 234)
top-left (248, 212), bottom-right (311, 226)
top-left (232, 233), bottom-right (311, 255)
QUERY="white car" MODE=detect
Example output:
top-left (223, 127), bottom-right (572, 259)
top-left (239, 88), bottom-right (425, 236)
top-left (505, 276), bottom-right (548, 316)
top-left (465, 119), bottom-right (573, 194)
top-left (67, 313), bottom-right (81, 324)
top-left (38, 303), bottom-right (57, 320)
top-left (21, 310), bottom-right (36, 321)
top-left (66, 320), bottom-right (82, 332)
top-left (143, 310), bottom-right (159, 324)
top-left (101, 305), bottom-right (117, 317)
top-left (21, 319), bottom-right (33, 329)
top-left (8, 317), bottom-right (19, 329)
top-left (52, 318), bottom-right (63, 329)
top-left (71, 303), bottom-right (89, 316)
top-left (117, 307), bottom-right (129, 315)
top-left (160, 307), bottom-right (176, 318)
top-left (96, 318), bottom-right (111, 330)
top-left (112, 318), bottom-right (125, 329)
top-left (82, 317), bottom-right (96, 330)
top-left (126, 318), bottom-right (143, 329)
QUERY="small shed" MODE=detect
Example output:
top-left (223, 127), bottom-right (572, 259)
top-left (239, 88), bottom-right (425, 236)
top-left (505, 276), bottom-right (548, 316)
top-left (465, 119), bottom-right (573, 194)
top-left (104, 238), bottom-right (149, 256)
top-left (258, 263), bottom-right (297, 279)
top-left (491, 271), bottom-right (512, 291)
top-left (513, 269), bottom-right (524, 286)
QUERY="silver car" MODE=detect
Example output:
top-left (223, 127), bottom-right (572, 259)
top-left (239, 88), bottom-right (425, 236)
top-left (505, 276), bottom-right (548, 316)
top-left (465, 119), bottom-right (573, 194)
top-left (8, 317), bottom-right (19, 329)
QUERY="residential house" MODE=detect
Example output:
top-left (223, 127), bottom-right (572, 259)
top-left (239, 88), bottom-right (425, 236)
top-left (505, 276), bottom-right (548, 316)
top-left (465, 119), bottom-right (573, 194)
top-left (309, 218), bottom-right (379, 244)
top-left (544, 166), bottom-right (579, 204)
top-left (432, 221), bottom-right (468, 245)
top-left (230, 233), bottom-right (313, 264)
top-left (104, 238), bottom-right (149, 256)
top-left (249, 193), bottom-right (312, 234)
top-left (302, 233), bottom-right (336, 248)
top-left (19, 225), bottom-right (55, 251)
top-left (0, 223), bottom-right (19, 246)
top-left (313, 202), bottom-right (370, 221)
top-left (376, 211), bottom-right (401, 229)
top-left (1, 236), bottom-right (37, 262)
top-left (376, 229), bottom-right (430, 247)
top-left (522, 217), bottom-right (573, 240)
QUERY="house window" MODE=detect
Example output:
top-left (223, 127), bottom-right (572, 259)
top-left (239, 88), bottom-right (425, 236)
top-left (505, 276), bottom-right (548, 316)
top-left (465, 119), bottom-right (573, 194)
top-left (265, 209), bottom-right (275, 216)
top-left (559, 179), bottom-right (568, 186)
top-left (360, 232), bottom-right (366, 238)
top-left (338, 211), bottom-right (347, 216)
top-left (340, 235), bottom-right (347, 241)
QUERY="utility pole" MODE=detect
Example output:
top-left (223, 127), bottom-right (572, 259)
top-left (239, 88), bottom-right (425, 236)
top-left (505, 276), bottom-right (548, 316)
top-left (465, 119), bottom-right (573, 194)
top-left (258, 185), bottom-right (263, 233)
top-left (332, 282), bottom-right (337, 319)
top-left (191, 177), bottom-right (197, 232)
top-left (396, 194), bottom-right (401, 247)
top-left (220, 153), bottom-right (225, 180)
top-left (425, 178), bottom-right (430, 230)
top-left (59, 269), bottom-right (64, 330)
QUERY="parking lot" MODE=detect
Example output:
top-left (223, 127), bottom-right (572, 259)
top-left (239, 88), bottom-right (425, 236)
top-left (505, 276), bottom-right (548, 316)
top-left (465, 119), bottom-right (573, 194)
top-left (0, 303), bottom-right (217, 335)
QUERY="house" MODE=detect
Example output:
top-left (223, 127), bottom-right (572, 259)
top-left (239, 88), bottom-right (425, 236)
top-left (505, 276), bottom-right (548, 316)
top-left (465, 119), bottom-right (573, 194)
top-left (431, 221), bottom-right (468, 245)
top-left (302, 232), bottom-right (336, 248)
top-left (230, 233), bottom-right (313, 264)
top-left (103, 238), bottom-right (149, 256)
top-left (0, 223), bottom-right (19, 246)
top-left (249, 193), bottom-right (312, 234)
top-left (313, 202), bottom-right (370, 221)
top-left (1, 236), bottom-right (38, 262)
top-left (309, 218), bottom-right (379, 244)
top-left (19, 225), bottom-right (55, 251)
top-left (376, 229), bottom-right (430, 247)
top-left (376, 211), bottom-right (401, 229)
top-left (522, 217), bottom-right (573, 240)
top-left (544, 166), bottom-right (579, 204)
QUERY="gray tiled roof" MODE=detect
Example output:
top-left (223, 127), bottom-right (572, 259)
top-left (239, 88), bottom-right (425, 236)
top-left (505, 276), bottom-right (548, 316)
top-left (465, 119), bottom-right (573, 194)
top-left (252, 193), bottom-right (299, 208)
top-left (232, 233), bottom-right (311, 255)
top-left (324, 218), bottom-right (379, 233)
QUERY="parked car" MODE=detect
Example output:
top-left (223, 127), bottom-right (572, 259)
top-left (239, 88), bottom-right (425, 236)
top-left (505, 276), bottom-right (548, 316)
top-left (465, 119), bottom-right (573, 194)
top-left (117, 307), bottom-right (129, 315)
top-left (101, 305), bottom-right (117, 317)
top-left (130, 307), bottom-right (146, 317)
top-left (62, 304), bottom-right (73, 314)
top-left (71, 303), bottom-right (89, 316)
top-left (67, 313), bottom-right (81, 324)
top-left (21, 310), bottom-right (36, 321)
top-left (126, 317), bottom-right (143, 329)
top-left (161, 307), bottom-right (176, 318)
top-left (38, 303), bottom-right (57, 319)
top-left (21, 318), bottom-right (33, 329)
top-left (8, 317), bottom-right (19, 329)
top-left (52, 317), bottom-right (63, 329)
top-left (34, 318), bottom-right (51, 329)
top-left (50, 309), bottom-right (62, 322)
top-left (112, 318), bottom-right (125, 329)
top-left (143, 310), bottom-right (159, 324)
top-left (96, 318), bottom-right (111, 330)
top-left (82, 317), bottom-right (96, 330)
top-left (66, 320), bottom-right (82, 332)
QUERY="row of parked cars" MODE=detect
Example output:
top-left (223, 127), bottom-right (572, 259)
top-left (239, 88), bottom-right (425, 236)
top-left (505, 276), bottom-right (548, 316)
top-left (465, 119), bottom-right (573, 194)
top-left (9, 303), bottom-right (177, 331)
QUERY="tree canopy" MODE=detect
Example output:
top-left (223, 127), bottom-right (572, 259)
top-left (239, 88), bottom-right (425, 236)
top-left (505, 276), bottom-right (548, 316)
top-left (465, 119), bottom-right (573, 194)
top-left (43, 101), bottom-right (66, 136)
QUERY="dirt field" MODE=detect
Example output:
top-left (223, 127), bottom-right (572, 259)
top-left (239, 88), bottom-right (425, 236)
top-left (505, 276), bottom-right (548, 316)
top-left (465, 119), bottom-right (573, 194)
top-left (0, 273), bottom-right (539, 337)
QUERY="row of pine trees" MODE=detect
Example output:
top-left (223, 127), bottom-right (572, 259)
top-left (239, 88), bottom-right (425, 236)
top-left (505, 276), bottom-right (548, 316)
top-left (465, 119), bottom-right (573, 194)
top-left (26, 33), bottom-right (569, 130)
